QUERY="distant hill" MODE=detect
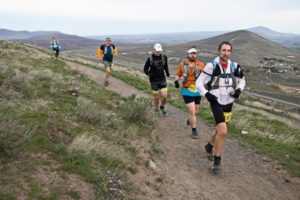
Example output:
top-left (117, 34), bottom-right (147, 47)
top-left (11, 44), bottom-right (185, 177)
top-left (0, 28), bottom-right (60, 40)
top-left (13, 32), bottom-right (101, 50)
top-left (120, 30), bottom-right (300, 66)
top-left (163, 30), bottom-right (300, 66)
top-left (87, 26), bottom-right (300, 48)
top-left (0, 29), bottom-right (102, 50)
top-left (2, 27), bottom-right (300, 50)
top-left (248, 26), bottom-right (300, 48)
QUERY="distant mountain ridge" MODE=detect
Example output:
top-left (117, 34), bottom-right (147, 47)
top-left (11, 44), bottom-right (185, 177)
top-left (0, 30), bottom-right (101, 50)
top-left (247, 26), bottom-right (300, 48)
top-left (0, 28), bottom-right (62, 40)
top-left (1, 26), bottom-right (300, 50)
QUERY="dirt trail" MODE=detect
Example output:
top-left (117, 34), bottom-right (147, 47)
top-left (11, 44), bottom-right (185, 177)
top-left (64, 59), bottom-right (300, 200)
top-left (66, 61), bottom-right (148, 99)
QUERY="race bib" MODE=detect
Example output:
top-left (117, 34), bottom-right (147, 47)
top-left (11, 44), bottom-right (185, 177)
top-left (187, 84), bottom-right (197, 92)
top-left (224, 112), bottom-right (232, 123)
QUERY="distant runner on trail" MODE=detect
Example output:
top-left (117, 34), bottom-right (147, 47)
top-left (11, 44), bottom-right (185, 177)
top-left (97, 37), bottom-right (118, 87)
top-left (174, 47), bottom-right (204, 139)
top-left (196, 41), bottom-right (246, 173)
top-left (49, 35), bottom-right (61, 58)
top-left (144, 43), bottom-right (170, 116)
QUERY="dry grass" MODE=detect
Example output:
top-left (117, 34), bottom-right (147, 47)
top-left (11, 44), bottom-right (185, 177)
top-left (75, 97), bottom-right (108, 126)
top-left (120, 95), bottom-right (154, 128)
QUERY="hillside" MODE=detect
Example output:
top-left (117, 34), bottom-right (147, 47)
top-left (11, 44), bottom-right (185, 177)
top-left (118, 30), bottom-right (300, 65)
top-left (195, 30), bottom-right (300, 64)
top-left (1, 40), bottom-right (300, 199)
top-left (0, 40), bottom-right (155, 199)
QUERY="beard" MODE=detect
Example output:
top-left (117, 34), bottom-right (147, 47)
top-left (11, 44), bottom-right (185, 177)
top-left (188, 57), bottom-right (196, 62)
top-left (220, 55), bottom-right (229, 62)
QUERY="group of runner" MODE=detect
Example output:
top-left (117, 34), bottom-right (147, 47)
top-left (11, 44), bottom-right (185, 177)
top-left (141, 41), bottom-right (245, 172)
top-left (53, 35), bottom-right (246, 173)
top-left (96, 38), bottom-right (245, 173)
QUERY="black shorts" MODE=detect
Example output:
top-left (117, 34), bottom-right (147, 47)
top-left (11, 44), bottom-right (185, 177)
top-left (183, 96), bottom-right (201, 105)
top-left (150, 81), bottom-right (167, 94)
top-left (210, 101), bottom-right (233, 125)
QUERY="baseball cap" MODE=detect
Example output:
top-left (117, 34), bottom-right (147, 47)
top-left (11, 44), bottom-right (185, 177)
top-left (187, 47), bottom-right (197, 54)
top-left (154, 43), bottom-right (163, 51)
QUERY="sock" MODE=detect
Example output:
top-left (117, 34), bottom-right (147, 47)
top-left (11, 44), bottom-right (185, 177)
top-left (207, 142), bottom-right (214, 148)
top-left (214, 156), bottom-right (221, 165)
top-left (160, 105), bottom-right (165, 110)
top-left (192, 128), bottom-right (196, 131)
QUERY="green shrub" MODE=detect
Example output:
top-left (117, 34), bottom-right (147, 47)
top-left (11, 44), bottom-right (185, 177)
top-left (75, 97), bottom-right (106, 126)
top-left (120, 95), bottom-right (154, 128)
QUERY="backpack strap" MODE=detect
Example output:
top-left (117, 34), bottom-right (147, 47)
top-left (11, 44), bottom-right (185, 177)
top-left (234, 64), bottom-right (244, 78)
top-left (207, 61), bottom-right (221, 90)
top-left (208, 60), bottom-right (238, 90)
top-left (149, 55), bottom-right (153, 65)
top-left (183, 61), bottom-right (188, 77)
top-left (161, 54), bottom-right (166, 66)
top-left (230, 62), bottom-right (235, 73)
top-left (230, 61), bottom-right (237, 88)
top-left (149, 54), bottom-right (165, 66)
top-left (182, 61), bottom-right (200, 85)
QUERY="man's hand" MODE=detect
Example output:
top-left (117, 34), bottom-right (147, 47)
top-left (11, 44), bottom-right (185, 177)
top-left (230, 89), bottom-right (241, 99)
top-left (174, 80), bottom-right (180, 88)
top-left (205, 92), bottom-right (217, 102)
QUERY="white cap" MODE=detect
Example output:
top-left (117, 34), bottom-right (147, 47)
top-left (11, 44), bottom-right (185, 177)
top-left (154, 43), bottom-right (163, 51)
top-left (187, 48), bottom-right (197, 54)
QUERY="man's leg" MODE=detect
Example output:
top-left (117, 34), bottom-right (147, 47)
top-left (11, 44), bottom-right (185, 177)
top-left (210, 122), bottom-right (227, 172)
top-left (160, 89), bottom-right (168, 107)
top-left (105, 66), bottom-right (111, 82)
top-left (213, 122), bottom-right (227, 157)
top-left (210, 101), bottom-right (230, 171)
top-left (205, 128), bottom-right (217, 160)
top-left (153, 92), bottom-right (161, 116)
top-left (154, 93), bottom-right (160, 111)
top-left (194, 96), bottom-right (201, 122)
top-left (186, 101), bottom-right (198, 139)
top-left (150, 82), bottom-right (161, 115)
top-left (186, 102), bottom-right (196, 128)
top-left (159, 88), bottom-right (168, 116)
top-left (210, 129), bottom-right (217, 145)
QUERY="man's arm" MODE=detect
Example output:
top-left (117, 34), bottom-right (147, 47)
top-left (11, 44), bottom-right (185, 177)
top-left (174, 63), bottom-right (184, 88)
top-left (144, 58), bottom-right (151, 76)
top-left (112, 44), bottom-right (118, 56)
top-left (97, 46), bottom-right (103, 58)
top-left (235, 64), bottom-right (246, 91)
top-left (164, 55), bottom-right (170, 77)
top-left (196, 63), bottom-right (213, 96)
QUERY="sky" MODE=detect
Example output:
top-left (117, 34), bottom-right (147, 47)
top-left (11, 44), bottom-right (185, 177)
top-left (0, 0), bottom-right (300, 36)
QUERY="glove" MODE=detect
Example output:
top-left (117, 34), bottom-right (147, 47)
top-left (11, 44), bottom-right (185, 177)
top-left (174, 80), bottom-right (180, 88)
top-left (205, 92), bottom-right (217, 102)
top-left (145, 71), bottom-right (150, 76)
top-left (166, 72), bottom-right (170, 77)
top-left (230, 89), bottom-right (241, 99)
